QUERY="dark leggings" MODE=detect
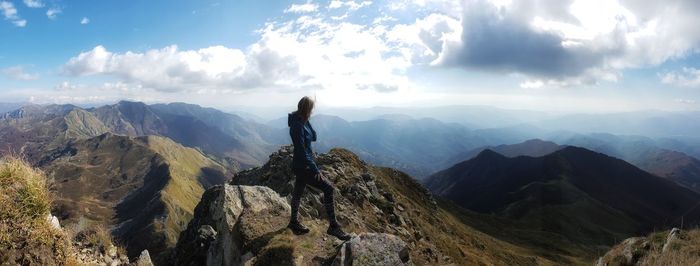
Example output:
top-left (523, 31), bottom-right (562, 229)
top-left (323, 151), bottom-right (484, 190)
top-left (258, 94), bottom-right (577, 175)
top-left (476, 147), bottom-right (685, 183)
top-left (290, 167), bottom-right (339, 227)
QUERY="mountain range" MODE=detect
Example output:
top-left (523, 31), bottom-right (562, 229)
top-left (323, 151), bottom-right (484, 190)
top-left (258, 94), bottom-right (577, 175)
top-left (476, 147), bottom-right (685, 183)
top-left (426, 146), bottom-right (700, 251)
top-left (2, 101), bottom-right (700, 265)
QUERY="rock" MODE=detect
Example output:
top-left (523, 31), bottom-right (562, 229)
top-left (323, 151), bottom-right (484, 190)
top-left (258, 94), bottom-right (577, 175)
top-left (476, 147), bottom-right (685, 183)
top-left (595, 257), bottom-right (604, 266)
top-left (46, 214), bottom-right (61, 230)
top-left (389, 214), bottom-right (405, 226)
top-left (332, 233), bottom-right (411, 266)
top-left (198, 225), bottom-right (218, 246)
top-left (396, 204), bottom-right (405, 212)
top-left (662, 227), bottom-right (681, 253)
top-left (107, 245), bottom-right (117, 258)
top-left (174, 185), bottom-right (291, 265)
top-left (600, 237), bottom-right (650, 265)
top-left (136, 250), bottom-right (154, 266)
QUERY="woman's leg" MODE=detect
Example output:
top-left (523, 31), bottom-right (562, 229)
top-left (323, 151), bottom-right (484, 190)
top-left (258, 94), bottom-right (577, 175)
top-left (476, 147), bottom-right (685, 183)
top-left (305, 175), bottom-right (340, 227)
top-left (289, 172), bottom-right (307, 224)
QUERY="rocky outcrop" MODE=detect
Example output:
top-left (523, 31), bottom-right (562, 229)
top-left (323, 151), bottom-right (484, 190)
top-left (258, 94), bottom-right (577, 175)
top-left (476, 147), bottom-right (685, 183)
top-left (136, 250), bottom-right (154, 266)
top-left (175, 146), bottom-right (561, 265)
top-left (234, 146), bottom-right (436, 237)
top-left (332, 233), bottom-right (410, 266)
top-left (597, 228), bottom-right (700, 265)
top-left (174, 184), bottom-right (291, 265)
top-left (596, 237), bottom-right (650, 266)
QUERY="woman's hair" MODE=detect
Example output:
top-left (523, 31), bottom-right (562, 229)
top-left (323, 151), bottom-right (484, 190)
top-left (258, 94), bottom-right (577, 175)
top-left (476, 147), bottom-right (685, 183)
top-left (296, 96), bottom-right (315, 121)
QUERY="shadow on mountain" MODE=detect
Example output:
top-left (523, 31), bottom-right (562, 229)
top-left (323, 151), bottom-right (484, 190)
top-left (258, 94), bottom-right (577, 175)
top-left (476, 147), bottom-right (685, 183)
top-left (113, 160), bottom-right (171, 259)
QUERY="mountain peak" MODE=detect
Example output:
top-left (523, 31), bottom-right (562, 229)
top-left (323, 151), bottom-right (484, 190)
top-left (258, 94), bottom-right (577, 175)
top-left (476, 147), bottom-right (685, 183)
top-left (474, 148), bottom-right (507, 160)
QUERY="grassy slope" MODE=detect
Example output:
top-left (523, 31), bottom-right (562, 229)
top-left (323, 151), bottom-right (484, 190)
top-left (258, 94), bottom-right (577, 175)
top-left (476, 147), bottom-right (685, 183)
top-left (602, 229), bottom-right (700, 265)
top-left (136, 135), bottom-right (229, 245)
top-left (63, 109), bottom-right (109, 139)
top-left (43, 133), bottom-right (229, 260)
top-left (0, 157), bottom-right (78, 265)
top-left (369, 165), bottom-right (563, 265)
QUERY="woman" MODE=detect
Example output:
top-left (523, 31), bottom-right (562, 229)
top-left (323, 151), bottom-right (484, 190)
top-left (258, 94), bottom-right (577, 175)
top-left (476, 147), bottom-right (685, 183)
top-left (287, 96), bottom-right (351, 241)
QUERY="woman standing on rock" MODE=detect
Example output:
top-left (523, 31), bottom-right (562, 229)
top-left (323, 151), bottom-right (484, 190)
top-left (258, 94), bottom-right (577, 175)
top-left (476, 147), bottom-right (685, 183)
top-left (288, 96), bottom-right (351, 241)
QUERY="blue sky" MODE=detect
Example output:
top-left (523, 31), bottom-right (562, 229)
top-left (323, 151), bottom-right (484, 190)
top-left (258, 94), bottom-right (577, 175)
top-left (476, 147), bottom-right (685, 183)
top-left (2, 0), bottom-right (700, 113)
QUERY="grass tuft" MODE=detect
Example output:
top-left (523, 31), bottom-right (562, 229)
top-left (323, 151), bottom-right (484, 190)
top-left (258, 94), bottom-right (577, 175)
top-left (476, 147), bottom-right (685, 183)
top-left (0, 156), bottom-right (78, 264)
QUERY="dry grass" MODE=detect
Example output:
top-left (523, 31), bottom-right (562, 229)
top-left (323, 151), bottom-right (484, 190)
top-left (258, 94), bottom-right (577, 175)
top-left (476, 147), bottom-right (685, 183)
top-left (637, 229), bottom-right (700, 266)
top-left (68, 219), bottom-right (115, 253)
top-left (0, 156), bottom-right (79, 265)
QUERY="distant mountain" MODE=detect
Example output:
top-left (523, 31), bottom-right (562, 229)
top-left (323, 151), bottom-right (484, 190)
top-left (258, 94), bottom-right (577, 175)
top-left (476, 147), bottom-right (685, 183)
top-left (533, 111), bottom-right (700, 137)
top-left (0, 102), bottom-right (26, 113)
top-left (440, 139), bottom-right (564, 170)
top-left (549, 133), bottom-right (700, 193)
top-left (40, 133), bottom-right (230, 261)
top-left (0, 102), bottom-right (270, 262)
top-left (426, 146), bottom-right (700, 248)
top-left (317, 105), bottom-right (554, 129)
top-left (92, 101), bottom-right (284, 168)
top-left (308, 114), bottom-right (494, 179)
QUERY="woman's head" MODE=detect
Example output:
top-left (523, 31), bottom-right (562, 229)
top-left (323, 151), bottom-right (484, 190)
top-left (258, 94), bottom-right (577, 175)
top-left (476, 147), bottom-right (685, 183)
top-left (296, 96), bottom-right (315, 121)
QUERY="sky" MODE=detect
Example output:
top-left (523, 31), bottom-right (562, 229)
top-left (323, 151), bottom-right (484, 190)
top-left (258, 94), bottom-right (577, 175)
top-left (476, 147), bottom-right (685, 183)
top-left (1, 0), bottom-right (700, 113)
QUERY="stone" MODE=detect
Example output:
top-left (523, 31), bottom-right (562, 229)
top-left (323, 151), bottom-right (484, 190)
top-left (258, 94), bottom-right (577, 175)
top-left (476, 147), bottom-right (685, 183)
top-left (136, 250), bottom-right (153, 266)
top-left (107, 245), bottom-right (117, 258)
top-left (662, 227), bottom-right (681, 253)
top-left (198, 225), bottom-right (218, 244)
top-left (174, 185), bottom-right (291, 265)
top-left (332, 233), bottom-right (411, 266)
top-left (46, 214), bottom-right (61, 230)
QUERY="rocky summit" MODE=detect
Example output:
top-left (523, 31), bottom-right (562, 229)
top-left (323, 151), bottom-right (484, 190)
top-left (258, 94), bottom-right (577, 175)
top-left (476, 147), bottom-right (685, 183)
top-left (174, 146), bottom-right (560, 265)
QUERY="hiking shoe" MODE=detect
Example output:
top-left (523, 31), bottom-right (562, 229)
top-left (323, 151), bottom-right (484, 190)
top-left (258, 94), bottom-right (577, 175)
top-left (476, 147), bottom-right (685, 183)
top-left (327, 225), bottom-right (351, 241)
top-left (288, 221), bottom-right (310, 235)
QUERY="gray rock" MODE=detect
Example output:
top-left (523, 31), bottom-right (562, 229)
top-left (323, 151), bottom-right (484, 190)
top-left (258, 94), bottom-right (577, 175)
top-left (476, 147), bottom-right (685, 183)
top-left (198, 225), bottom-right (218, 245)
top-left (599, 237), bottom-right (649, 266)
top-left (174, 185), bottom-right (290, 266)
top-left (333, 233), bottom-right (411, 266)
top-left (662, 227), bottom-right (681, 253)
top-left (46, 214), bottom-right (61, 230)
top-left (136, 250), bottom-right (153, 266)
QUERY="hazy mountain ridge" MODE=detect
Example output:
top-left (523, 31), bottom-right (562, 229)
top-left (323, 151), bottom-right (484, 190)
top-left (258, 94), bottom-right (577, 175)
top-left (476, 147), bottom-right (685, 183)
top-left (426, 146), bottom-right (700, 255)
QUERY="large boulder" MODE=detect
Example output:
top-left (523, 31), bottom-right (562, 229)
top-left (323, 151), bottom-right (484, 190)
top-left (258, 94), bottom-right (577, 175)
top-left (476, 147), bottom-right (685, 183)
top-left (174, 184), bottom-right (291, 265)
top-left (333, 233), bottom-right (411, 266)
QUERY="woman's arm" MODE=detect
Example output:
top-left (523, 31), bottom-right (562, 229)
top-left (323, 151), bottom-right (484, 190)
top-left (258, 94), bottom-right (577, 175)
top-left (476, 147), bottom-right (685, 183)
top-left (290, 121), bottom-right (320, 174)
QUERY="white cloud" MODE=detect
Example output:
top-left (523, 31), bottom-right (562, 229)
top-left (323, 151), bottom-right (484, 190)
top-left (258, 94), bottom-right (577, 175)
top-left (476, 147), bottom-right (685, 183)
top-left (1, 66), bottom-right (38, 80)
top-left (520, 80), bottom-right (544, 89)
top-left (386, 13), bottom-right (461, 64)
top-left (80, 17), bottom-right (90, 24)
top-left (284, 2), bottom-right (318, 13)
top-left (63, 45), bottom-right (252, 92)
top-left (676, 98), bottom-right (697, 104)
top-left (46, 8), bottom-right (61, 19)
top-left (1, 1), bottom-right (27, 27)
top-left (12, 19), bottom-right (26, 27)
top-left (393, 0), bottom-right (700, 87)
top-left (62, 11), bottom-right (418, 96)
top-left (23, 0), bottom-right (43, 8)
top-left (0, 1), bottom-right (17, 19)
top-left (328, 1), bottom-right (372, 10)
top-left (660, 68), bottom-right (700, 88)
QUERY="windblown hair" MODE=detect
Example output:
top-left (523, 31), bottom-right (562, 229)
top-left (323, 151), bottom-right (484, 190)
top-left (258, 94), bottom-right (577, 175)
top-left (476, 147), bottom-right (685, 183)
top-left (296, 96), bottom-right (315, 121)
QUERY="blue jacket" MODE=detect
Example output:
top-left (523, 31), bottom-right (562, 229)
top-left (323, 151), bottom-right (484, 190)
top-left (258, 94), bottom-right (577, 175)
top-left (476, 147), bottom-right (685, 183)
top-left (288, 112), bottom-right (319, 174)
